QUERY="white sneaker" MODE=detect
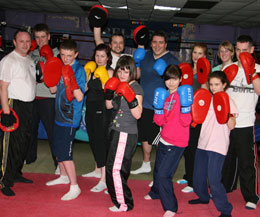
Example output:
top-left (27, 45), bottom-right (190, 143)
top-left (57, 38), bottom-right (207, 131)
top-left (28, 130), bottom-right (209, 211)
top-left (46, 175), bottom-right (70, 186)
top-left (90, 181), bottom-right (107, 192)
top-left (55, 166), bottom-right (60, 175)
top-left (104, 190), bottom-right (109, 195)
top-left (148, 181), bottom-right (153, 187)
top-left (245, 202), bottom-right (257, 209)
top-left (176, 179), bottom-right (187, 184)
top-left (181, 186), bottom-right (194, 193)
top-left (81, 171), bottom-right (101, 178)
top-left (130, 162), bottom-right (151, 175)
top-left (144, 194), bottom-right (152, 200)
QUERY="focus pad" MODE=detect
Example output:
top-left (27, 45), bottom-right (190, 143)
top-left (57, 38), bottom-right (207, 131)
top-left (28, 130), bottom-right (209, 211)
top-left (197, 57), bottom-right (210, 84)
top-left (88, 5), bottom-right (108, 28)
top-left (133, 25), bottom-right (149, 45)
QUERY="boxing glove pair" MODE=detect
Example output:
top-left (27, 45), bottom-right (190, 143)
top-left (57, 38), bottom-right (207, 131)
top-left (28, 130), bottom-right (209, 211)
top-left (104, 77), bottom-right (138, 109)
top-left (153, 85), bottom-right (193, 115)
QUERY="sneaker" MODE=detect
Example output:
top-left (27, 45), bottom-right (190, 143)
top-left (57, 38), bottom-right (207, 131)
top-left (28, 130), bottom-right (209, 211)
top-left (55, 166), bottom-right (60, 175)
top-left (81, 171), bottom-right (101, 178)
top-left (130, 162), bottom-right (151, 175)
top-left (109, 206), bottom-right (123, 212)
top-left (182, 186), bottom-right (194, 193)
top-left (144, 194), bottom-right (152, 200)
top-left (148, 181), bottom-right (153, 187)
top-left (176, 179), bottom-right (188, 184)
top-left (245, 202), bottom-right (257, 210)
top-left (104, 190), bottom-right (109, 195)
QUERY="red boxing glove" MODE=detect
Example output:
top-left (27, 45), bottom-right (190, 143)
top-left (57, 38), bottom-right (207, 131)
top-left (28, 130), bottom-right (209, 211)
top-left (43, 57), bottom-right (63, 87)
top-left (191, 88), bottom-right (211, 127)
top-left (104, 77), bottom-right (121, 100)
top-left (197, 57), bottom-right (210, 84)
top-left (179, 63), bottom-right (193, 86)
top-left (40, 44), bottom-right (54, 60)
top-left (239, 52), bottom-right (259, 84)
top-left (223, 64), bottom-right (238, 83)
top-left (213, 91), bottom-right (231, 124)
top-left (62, 65), bottom-right (79, 102)
top-left (116, 82), bottom-right (138, 109)
top-left (28, 40), bottom-right (37, 54)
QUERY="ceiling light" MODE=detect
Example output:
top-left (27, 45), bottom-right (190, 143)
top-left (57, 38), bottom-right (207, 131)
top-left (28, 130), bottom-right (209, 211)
top-left (102, 5), bottom-right (127, 9)
top-left (154, 5), bottom-right (181, 11)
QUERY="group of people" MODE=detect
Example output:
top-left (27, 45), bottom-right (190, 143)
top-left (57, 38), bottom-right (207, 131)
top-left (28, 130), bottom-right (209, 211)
top-left (0, 17), bottom-right (259, 217)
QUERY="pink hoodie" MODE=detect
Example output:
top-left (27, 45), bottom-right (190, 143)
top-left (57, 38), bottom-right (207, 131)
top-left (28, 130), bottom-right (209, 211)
top-left (153, 91), bottom-right (192, 147)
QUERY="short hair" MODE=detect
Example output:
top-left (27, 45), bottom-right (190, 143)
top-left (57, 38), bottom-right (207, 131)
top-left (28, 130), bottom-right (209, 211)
top-left (92, 43), bottom-right (112, 67)
top-left (208, 70), bottom-right (230, 91)
top-left (13, 29), bottom-right (31, 41)
top-left (109, 32), bottom-right (125, 44)
top-left (114, 55), bottom-right (137, 82)
top-left (59, 39), bottom-right (78, 53)
top-left (163, 64), bottom-right (182, 81)
top-left (218, 40), bottom-right (234, 58)
top-left (151, 30), bottom-right (168, 43)
top-left (32, 23), bottom-right (50, 35)
top-left (236, 35), bottom-right (254, 47)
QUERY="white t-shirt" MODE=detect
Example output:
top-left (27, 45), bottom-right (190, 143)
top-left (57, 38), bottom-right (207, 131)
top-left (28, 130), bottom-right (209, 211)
top-left (198, 98), bottom-right (238, 156)
top-left (0, 50), bottom-right (36, 102)
top-left (111, 52), bottom-right (131, 70)
top-left (225, 62), bottom-right (260, 127)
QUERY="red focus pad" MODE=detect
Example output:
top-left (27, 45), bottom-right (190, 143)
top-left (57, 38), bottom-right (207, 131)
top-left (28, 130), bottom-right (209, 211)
top-left (116, 82), bottom-right (136, 103)
top-left (191, 88), bottom-right (211, 127)
top-left (223, 64), bottom-right (238, 83)
top-left (0, 108), bottom-right (19, 132)
top-left (197, 57), bottom-right (211, 84)
top-left (28, 40), bottom-right (37, 54)
top-left (239, 52), bottom-right (257, 84)
top-left (133, 25), bottom-right (149, 46)
top-left (88, 5), bottom-right (108, 28)
top-left (40, 44), bottom-right (54, 60)
top-left (62, 65), bottom-right (79, 102)
top-left (213, 91), bottom-right (230, 124)
top-left (43, 57), bottom-right (63, 87)
top-left (179, 63), bottom-right (194, 85)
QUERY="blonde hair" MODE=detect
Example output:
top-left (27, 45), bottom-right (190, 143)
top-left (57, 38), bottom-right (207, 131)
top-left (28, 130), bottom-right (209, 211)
top-left (218, 40), bottom-right (234, 59)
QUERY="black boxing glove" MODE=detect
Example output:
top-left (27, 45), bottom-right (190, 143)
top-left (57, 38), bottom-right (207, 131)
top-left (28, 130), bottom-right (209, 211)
top-left (1, 110), bottom-right (17, 127)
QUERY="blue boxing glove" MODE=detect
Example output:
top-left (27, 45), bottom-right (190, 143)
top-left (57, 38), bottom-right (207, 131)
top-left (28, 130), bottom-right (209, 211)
top-left (153, 87), bottom-right (169, 115)
top-left (153, 58), bottom-right (167, 76)
top-left (177, 85), bottom-right (193, 113)
top-left (133, 48), bottom-right (145, 67)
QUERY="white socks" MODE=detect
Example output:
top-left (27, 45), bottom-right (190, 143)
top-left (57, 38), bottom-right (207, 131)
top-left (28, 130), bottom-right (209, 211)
top-left (81, 171), bottom-right (101, 178)
top-left (163, 210), bottom-right (176, 217)
top-left (109, 206), bottom-right (124, 212)
top-left (130, 161), bottom-right (151, 175)
top-left (90, 181), bottom-right (107, 192)
top-left (61, 184), bottom-right (81, 201)
top-left (46, 175), bottom-right (70, 186)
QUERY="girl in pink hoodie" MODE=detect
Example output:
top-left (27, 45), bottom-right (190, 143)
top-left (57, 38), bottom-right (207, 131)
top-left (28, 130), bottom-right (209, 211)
top-left (144, 64), bottom-right (192, 217)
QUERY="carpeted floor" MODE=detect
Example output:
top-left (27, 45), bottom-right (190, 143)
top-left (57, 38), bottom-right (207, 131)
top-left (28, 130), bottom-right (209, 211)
top-left (1, 173), bottom-right (260, 217)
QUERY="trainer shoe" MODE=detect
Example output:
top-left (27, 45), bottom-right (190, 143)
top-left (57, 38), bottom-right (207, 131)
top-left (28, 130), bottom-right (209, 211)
top-left (81, 171), bottom-right (101, 178)
top-left (245, 202), bottom-right (257, 210)
top-left (149, 181), bottom-right (153, 187)
top-left (176, 179), bottom-right (188, 184)
top-left (130, 161), bottom-right (151, 175)
top-left (182, 186), bottom-right (194, 193)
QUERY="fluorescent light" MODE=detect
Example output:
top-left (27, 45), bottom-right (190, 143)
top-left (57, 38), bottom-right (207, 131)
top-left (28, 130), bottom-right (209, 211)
top-left (154, 5), bottom-right (181, 11)
top-left (102, 5), bottom-right (127, 9)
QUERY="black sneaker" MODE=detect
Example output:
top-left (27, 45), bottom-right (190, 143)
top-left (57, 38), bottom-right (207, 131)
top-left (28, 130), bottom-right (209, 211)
top-left (14, 176), bottom-right (33, 184)
top-left (1, 186), bottom-right (15, 196)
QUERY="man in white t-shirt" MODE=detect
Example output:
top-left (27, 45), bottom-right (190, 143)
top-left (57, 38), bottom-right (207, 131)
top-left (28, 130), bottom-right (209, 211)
top-left (0, 30), bottom-right (36, 196)
top-left (94, 27), bottom-right (126, 69)
top-left (222, 35), bottom-right (260, 210)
